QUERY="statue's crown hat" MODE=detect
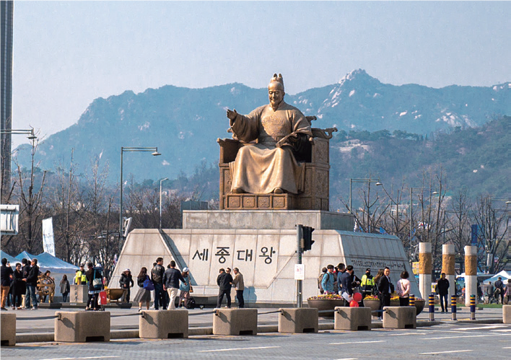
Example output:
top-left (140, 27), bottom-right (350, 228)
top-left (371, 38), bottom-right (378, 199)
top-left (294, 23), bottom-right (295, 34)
top-left (269, 73), bottom-right (284, 90)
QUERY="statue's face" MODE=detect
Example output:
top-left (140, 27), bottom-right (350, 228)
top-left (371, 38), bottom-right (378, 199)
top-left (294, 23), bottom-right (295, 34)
top-left (268, 82), bottom-right (284, 108)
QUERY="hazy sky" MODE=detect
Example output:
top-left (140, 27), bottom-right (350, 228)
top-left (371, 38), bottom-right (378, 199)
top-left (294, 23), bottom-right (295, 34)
top-left (11, 1), bottom-right (511, 147)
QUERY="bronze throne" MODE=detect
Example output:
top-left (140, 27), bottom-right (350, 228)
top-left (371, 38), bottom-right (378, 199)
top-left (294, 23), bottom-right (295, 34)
top-left (217, 117), bottom-right (337, 210)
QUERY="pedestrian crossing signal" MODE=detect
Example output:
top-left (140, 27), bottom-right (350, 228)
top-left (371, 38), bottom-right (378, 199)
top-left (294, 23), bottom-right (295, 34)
top-left (302, 226), bottom-right (315, 251)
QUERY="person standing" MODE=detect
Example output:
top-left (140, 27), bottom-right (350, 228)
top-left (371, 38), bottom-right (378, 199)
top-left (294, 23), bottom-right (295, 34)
top-left (378, 267), bottom-right (394, 319)
top-left (495, 277), bottom-right (504, 304)
top-left (437, 273), bottom-right (450, 312)
top-left (504, 279), bottom-right (511, 304)
top-left (178, 267), bottom-right (192, 308)
top-left (60, 275), bottom-right (70, 303)
top-left (396, 271), bottom-right (411, 306)
top-left (216, 268), bottom-right (233, 308)
top-left (162, 261), bottom-right (185, 310)
top-left (134, 267), bottom-right (152, 312)
top-left (336, 263), bottom-right (346, 295)
top-left (119, 269), bottom-right (134, 303)
top-left (232, 268), bottom-right (245, 308)
top-left (1, 258), bottom-right (13, 310)
top-left (340, 265), bottom-right (355, 303)
top-left (25, 258), bottom-right (40, 310)
top-left (11, 263), bottom-right (24, 310)
top-left (151, 258), bottom-right (166, 310)
top-left (360, 268), bottom-right (375, 298)
top-left (21, 259), bottom-right (31, 309)
top-left (321, 265), bottom-right (336, 295)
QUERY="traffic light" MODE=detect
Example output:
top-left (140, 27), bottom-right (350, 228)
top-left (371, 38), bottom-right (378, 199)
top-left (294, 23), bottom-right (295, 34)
top-left (302, 226), bottom-right (315, 251)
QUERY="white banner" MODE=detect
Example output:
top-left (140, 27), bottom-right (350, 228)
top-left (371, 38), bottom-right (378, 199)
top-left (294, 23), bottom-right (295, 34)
top-left (42, 217), bottom-right (55, 256)
top-left (0, 205), bottom-right (19, 235)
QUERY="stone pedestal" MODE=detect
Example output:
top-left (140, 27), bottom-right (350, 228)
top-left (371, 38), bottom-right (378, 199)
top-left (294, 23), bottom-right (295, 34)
top-left (70, 285), bottom-right (88, 303)
top-left (334, 307), bottom-right (371, 331)
top-left (383, 307), bottom-right (416, 329)
top-left (55, 311), bottom-right (110, 342)
top-left (139, 310), bottom-right (188, 339)
top-left (503, 305), bottom-right (511, 324)
top-left (1, 313), bottom-right (16, 346)
top-left (213, 308), bottom-right (257, 335)
top-left (278, 308), bottom-right (318, 333)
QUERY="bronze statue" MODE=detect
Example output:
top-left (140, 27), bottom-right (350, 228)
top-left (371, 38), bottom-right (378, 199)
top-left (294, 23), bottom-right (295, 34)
top-left (226, 74), bottom-right (312, 194)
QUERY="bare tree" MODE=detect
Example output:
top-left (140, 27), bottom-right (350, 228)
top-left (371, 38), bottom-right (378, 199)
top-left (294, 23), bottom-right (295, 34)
top-left (446, 188), bottom-right (472, 272)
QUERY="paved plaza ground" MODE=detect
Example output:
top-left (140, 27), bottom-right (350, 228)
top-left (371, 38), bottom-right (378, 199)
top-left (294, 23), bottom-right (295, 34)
top-left (2, 307), bottom-right (509, 359)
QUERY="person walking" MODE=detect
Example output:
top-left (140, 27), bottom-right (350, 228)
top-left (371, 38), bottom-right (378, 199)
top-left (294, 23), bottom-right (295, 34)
top-left (396, 271), bottom-right (411, 306)
top-left (232, 268), bottom-right (245, 308)
top-left (25, 258), bottom-right (40, 310)
top-left (1, 258), bottom-right (13, 310)
top-left (178, 267), bottom-right (192, 308)
top-left (437, 273), bottom-right (450, 312)
top-left (11, 263), bottom-right (24, 310)
top-left (163, 261), bottom-right (185, 310)
top-left (134, 267), bottom-right (152, 312)
top-left (151, 258), bottom-right (166, 310)
top-left (360, 268), bottom-right (375, 298)
top-left (60, 275), bottom-right (70, 303)
top-left (321, 265), bottom-right (336, 295)
top-left (119, 269), bottom-right (134, 303)
top-left (377, 267), bottom-right (394, 319)
top-left (216, 268), bottom-right (233, 308)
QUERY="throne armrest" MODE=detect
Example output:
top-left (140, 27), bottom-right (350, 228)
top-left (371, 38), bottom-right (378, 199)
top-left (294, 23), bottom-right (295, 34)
top-left (217, 138), bottom-right (242, 164)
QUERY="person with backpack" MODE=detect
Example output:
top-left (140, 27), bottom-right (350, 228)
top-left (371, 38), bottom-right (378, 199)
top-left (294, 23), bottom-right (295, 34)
top-left (85, 262), bottom-right (103, 311)
top-left (495, 277), bottom-right (504, 304)
top-left (134, 267), bottom-right (152, 312)
top-left (321, 265), bottom-right (335, 294)
top-left (318, 267), bottom-right (327, 294)
top-left (151, 257), bottom-right (166, 310)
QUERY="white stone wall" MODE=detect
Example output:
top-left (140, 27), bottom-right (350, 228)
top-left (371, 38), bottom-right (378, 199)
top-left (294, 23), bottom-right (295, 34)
top-left (111, 228), bottom-right (419, 303)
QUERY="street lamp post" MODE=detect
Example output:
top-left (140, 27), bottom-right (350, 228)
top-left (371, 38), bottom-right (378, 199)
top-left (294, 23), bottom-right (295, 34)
top-left (159, 177), bottom-right (169, 229)
top-left (119, 147), bottom-right (161, 252)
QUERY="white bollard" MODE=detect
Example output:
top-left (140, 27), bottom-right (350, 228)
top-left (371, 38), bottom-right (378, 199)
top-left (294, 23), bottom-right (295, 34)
top-left (419, 242), bottom-right (432, 300)
top-left (465, 246), bottom-right (478, 307)
top-left (442, 244), bottom-right (456, 303)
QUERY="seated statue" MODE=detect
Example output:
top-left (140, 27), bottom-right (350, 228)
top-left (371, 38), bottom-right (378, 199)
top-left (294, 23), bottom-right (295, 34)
top-left (226, 74), bottom-right (312, 195)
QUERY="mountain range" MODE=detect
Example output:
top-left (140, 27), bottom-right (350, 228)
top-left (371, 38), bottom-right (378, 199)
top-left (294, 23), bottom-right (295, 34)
top-left (13, 69), bottom-right (511, 185)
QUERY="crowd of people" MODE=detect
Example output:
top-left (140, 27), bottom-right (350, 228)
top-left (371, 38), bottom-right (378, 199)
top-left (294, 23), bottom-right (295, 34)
top-left (318, 263), bottom-right (417, 318)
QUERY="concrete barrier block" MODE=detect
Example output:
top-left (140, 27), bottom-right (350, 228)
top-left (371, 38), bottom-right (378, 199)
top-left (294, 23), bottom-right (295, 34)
top-left (504, 305), bottom-right (511, 324)
top-left (383, 306), bottom-right (416, 329)
top-left (139, 310), bottom-right (188, 339)
top-left (278, 308), bottom-right (318, 333)
top-left (213, 309), bottom-right (257, 335)
top-left (334, 307), bottom-right (371, 331)
top-left (55, 311), bottom-right (110, 342)
top-left (1, 313), bottom-right (16, 346)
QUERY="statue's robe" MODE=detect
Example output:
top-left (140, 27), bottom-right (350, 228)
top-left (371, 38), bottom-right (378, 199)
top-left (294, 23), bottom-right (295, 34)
top-left (229, 101), bottom-right (311, 194)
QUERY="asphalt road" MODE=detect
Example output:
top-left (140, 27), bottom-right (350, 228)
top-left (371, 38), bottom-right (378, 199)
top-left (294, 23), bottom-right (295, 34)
top-left (2, 321), bottom-right (511, 360)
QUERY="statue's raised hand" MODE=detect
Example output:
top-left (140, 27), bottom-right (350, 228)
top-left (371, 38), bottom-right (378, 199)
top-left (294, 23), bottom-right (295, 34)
top-left (226, 109), bottom-right (238, 120)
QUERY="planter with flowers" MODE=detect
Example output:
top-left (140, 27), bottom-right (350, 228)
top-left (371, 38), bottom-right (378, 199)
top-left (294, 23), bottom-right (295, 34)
top-left (307, 294), bottom-right (345, 317)
top-left (363, 294), bottom-right (425, 316)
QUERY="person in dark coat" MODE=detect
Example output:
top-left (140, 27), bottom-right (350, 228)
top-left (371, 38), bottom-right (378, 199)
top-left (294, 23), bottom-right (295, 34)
top-left (11, 263), bottom-right (25, 309)
top-left (119, 269), bottom-right (134, 303)
top-left (60, 275), bottom-right (70, 303)
top-left (216, 268), bottom-right (233, 308)
top-left (437, 273), bottom-right (450, 312)
top-left (377, 267), bottom-right (394, 319)
top-left (25, 258), bottom-right (40, 310)
top-left (21, 259), bottom-right (31, 308)
top-left (1, 258), bottom-right (14, 310)
top-left (162, 261), bottom-right (185, 310)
